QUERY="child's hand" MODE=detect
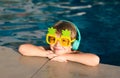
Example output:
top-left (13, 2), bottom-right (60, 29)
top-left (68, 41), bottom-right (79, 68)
top-left (45, 50), bottom-right (57, 59)
top-left (47, 53), bottom-right (57, 59)
top-left (50, 55), bottom-right (68, 62)
top-left (46, 50), bottom-right (54, 54)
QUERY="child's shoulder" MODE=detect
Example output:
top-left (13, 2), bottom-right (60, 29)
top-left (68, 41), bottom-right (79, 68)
top-left (72, 50), bottom-right (83, 54)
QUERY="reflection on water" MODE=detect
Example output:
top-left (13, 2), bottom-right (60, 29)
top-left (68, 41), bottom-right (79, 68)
top-left (0, 0), bottom-right (92, 46)
top-left (0, 0), bottom-right (120, 66)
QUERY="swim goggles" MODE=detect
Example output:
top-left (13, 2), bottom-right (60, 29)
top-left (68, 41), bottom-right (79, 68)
top-left (46, 27), bottom-right (75, 46)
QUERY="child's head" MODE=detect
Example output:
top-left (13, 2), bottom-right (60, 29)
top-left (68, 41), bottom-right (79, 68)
top-left (53, 21), bottom-right (77, 40)
top-left (46, 20), bottom-right (80, 55)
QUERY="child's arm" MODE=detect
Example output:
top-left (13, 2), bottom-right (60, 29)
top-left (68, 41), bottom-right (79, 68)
top-left (51, 53), bottom-right (100, 66)
top-left (18, 44), bottom-right (53, 57)
top-left (65, 53), bottom-right (100, 66)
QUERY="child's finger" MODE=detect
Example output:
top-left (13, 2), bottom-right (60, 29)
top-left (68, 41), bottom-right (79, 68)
top-left (50, 57), bottom-right (68, 62)
top-left (47, 54), bottom-right (57, 59)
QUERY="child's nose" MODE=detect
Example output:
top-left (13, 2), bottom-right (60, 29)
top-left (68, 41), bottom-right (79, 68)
top-left (54, 40), bottom-right (61, 46)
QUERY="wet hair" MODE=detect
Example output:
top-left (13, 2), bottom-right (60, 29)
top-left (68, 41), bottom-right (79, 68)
top-left (53, 20), bottom-right (77, 40)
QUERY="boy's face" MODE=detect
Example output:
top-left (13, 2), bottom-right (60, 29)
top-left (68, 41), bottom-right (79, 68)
top-left (49, 34), bottom-right (72, 55)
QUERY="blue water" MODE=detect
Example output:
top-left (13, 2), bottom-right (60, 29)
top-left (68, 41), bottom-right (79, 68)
top-left (0, 0), bottom-right (120, 66)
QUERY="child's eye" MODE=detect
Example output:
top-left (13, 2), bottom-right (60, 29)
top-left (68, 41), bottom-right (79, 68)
top-left (48, 36), bottom-right (56, 43)
top-left (50, 37), bottom-right (55, 40)
top-left (61, 38), bottom-right (69, 43)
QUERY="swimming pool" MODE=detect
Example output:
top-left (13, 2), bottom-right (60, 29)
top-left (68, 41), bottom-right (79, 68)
top-left (0, 0), bottom-right (120, 66)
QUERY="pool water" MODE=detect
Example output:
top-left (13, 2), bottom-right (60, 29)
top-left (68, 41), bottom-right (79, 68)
top-left (0, 0), bottom-right (120, 66)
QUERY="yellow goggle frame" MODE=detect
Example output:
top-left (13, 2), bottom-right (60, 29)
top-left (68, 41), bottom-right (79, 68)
top-left (46, 34), bottom-right (75, 47)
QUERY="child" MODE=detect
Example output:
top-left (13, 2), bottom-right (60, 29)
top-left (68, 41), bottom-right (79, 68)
top-left (18, 20), bottom-right (100, 66)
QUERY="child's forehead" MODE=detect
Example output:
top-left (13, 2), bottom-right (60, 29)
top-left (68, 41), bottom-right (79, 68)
top-left (55, 31), bottom-right (61, 34)
top-left (55, 34), bottom-right (61, 37)
top-left (55, 32), bottom-right (62, 36)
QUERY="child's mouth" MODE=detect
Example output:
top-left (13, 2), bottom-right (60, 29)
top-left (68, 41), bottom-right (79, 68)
top-left (54, 47), bottom-right (63, 51)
